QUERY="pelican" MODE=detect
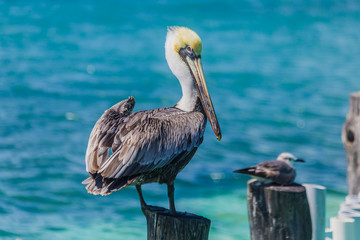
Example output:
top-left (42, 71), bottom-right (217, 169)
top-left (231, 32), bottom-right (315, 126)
top-left (82, 26), bottom-right (221, 215)
top-left (234, 153), bottom-right (305, 185)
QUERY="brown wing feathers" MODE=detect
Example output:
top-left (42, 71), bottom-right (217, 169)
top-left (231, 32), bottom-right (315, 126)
top-left (83, 97), bottom-right (206, 195)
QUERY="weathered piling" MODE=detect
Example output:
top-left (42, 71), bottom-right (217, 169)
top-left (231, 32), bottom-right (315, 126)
top-left (247, 179), bottom-right (312, 240)
top-left (142, 205), bottom-right (211, 240)
top-left (342, 91), bottom-right (360, 195)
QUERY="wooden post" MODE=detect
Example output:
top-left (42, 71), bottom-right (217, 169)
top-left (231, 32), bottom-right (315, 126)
top-left (142, 205), bottom-right (211, 240)
top-left (342, 92), bottom-right (360, 195)
top-left (247, 179), bottom-right (312, 240)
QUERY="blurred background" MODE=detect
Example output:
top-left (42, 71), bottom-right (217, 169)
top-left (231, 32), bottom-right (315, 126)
top-left (1, 0), bottom-right (360, 239)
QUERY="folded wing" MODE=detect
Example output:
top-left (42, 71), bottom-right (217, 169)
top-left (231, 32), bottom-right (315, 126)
top-left (83, 97), bottom-right (206, 195)
top-left (234, 160), bottom-right (296, 185)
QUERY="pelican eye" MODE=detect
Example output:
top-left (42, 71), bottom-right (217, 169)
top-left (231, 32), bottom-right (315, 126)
top-left (185, 45), bottom-right (196, 59)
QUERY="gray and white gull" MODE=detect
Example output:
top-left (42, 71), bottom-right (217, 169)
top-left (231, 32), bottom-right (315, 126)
top-left (234, 153), bottom-right (305, 185)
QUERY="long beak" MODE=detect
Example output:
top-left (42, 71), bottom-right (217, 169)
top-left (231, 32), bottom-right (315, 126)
top-left (186, 56), bottom-right (222, 141)
top-left (294, 158), bottom-right (305, 163)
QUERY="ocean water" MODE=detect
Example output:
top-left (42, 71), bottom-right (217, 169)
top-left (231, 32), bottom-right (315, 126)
top-left (1, 0), bottom-right (360, 239)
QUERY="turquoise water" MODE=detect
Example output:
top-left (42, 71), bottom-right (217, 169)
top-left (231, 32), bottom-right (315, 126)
top-left (1, 1), bottom-right (360, 239)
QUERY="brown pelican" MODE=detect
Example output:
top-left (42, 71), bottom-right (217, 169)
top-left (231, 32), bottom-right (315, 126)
top-left (82, 26), bottom-right (221, 215)
top-left (234, 153), bottom-right (305, 185)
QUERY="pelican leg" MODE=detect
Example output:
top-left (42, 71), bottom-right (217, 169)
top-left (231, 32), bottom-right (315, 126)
top-left (136, 185), bottom-right (147, 212)
top-left (167, 182), bottom-right (176, 215)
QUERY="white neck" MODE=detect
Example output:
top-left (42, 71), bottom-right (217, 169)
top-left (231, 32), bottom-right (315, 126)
top-left (165, 32), bottom-right (198, 112)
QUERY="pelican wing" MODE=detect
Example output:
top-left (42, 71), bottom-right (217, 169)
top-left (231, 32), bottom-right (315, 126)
top-left (85, 96), bottom-right (135, 173)
top-left (84, 105), bottom-right (206, 195)
top-left (99, 107), bottom-right (205, 177)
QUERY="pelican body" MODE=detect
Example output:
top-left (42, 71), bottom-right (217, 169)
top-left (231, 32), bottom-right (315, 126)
top-left (234, 153), bottom-right (305, 185)
top-left (83, 27), bottom-right (221, 215)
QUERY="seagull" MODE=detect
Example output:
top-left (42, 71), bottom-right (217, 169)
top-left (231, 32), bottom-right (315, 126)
top-left (234, 153), bottom-right (305, 185)
top-left (82, 26), bottom-right (221, 215)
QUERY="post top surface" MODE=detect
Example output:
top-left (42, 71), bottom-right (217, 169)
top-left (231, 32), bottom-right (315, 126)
top-left (351, 92), bottom-right (360, 98)
top-left (248, 179), bottom-right (306, 192)
top-left (143, 205), bottom-right (211, 222)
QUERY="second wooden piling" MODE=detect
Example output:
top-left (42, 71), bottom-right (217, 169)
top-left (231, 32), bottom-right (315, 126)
top-left (247, 179), bottom-right (312, 240)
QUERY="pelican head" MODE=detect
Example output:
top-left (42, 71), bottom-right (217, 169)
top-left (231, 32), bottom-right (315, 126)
top-left (277, 152), bottom-right (305, 163)
top-left (165, 26), bottom-right (221, 141)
